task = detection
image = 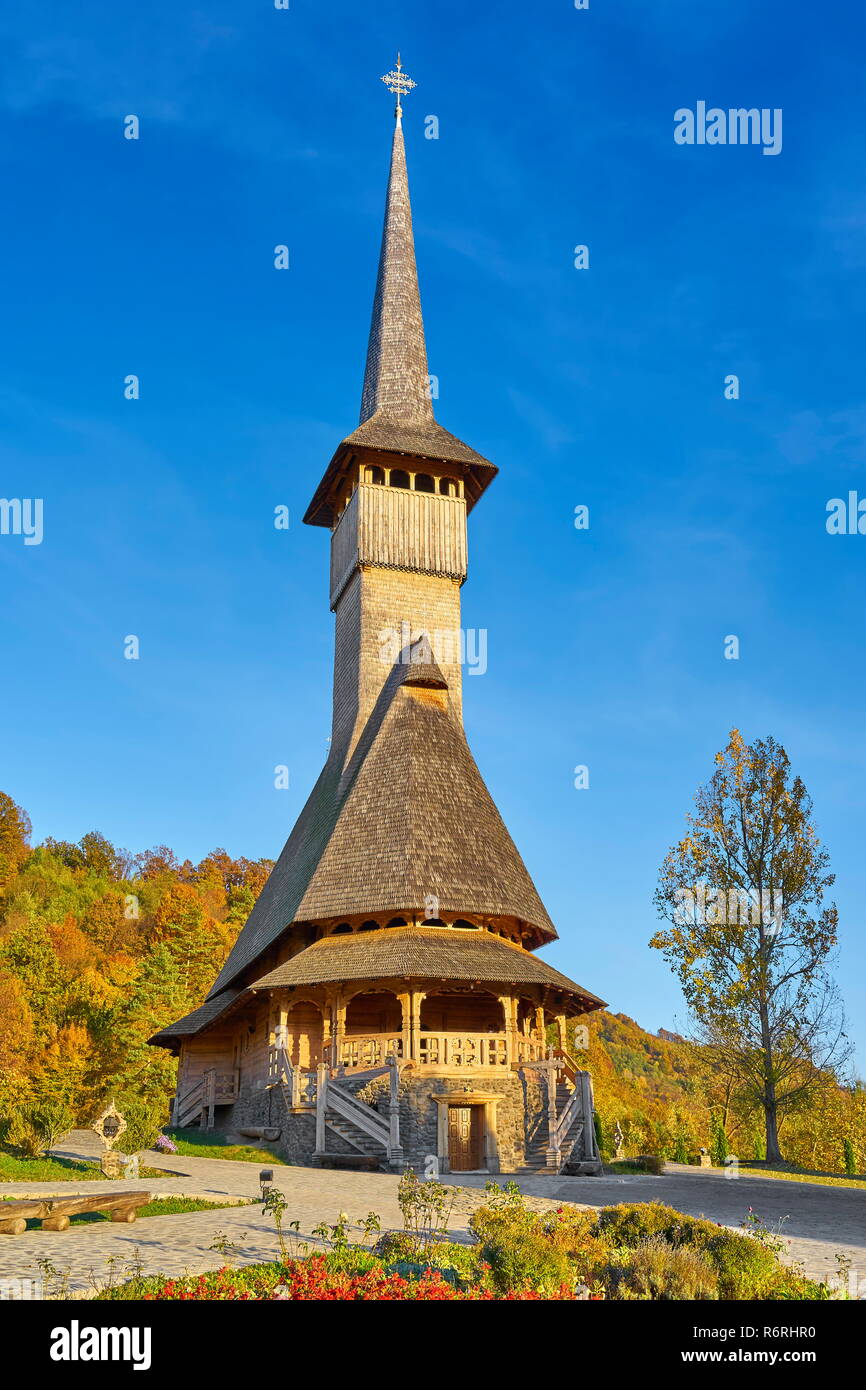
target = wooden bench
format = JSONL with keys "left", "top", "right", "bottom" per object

{"left": 314, "top": 1153, "right": 381, "bottom": 1172}
{"left": 0, "top": 1191, "right": 152, "bottom": 1235}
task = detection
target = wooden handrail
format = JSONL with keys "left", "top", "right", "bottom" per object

{"left": 326, "top": 1080, "right": 390, "bottom": 1145}
{"left": 552, "top": 1047, "right": 580, "bottom": 1085}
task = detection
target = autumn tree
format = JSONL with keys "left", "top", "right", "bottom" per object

{"left": 652, "top": 730, "right": 846, "bottom": 1162}
{"left": 0, "top": 792, "right": 31, "bottom": 890}
{"left": 152, "top": 883, "right": 232, "bottom": 1001}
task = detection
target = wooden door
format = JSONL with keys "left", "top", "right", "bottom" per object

{"left": 448, "top": 1106, "right": 483, "bottom": 1171}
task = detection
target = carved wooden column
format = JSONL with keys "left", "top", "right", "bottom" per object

{"left": 333, "top": 994, "right": 347, "bottom": 1073}
{"left": 396, "top": 990, "right": 411, "bottom": 1062}
{"left": 410, "top": 990, "right": 425, "bottom": 1063}
{"left": 534, "top": 1005, "right": 546, "bottom": 1053}
{"left": 498, "top": 994, "right": 517, "bottom": 1065}
{"left": 555, "top": 1013, "right": 568, "bottom": 1053}
{"left": 321, "top": 991, "right": 333, "bottom": 1065}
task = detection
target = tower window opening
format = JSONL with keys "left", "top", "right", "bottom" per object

{"left": 438, "top": 477, "right": 456, "bottom": 497}
{"left": 358, "top": 920, "right": 379, "bottom": 932}
{"left": 332, "top": 923, "right": 352, "bottom": 935}
{"left": 452, "top": 919, "right": 477, "bottom": 930}
{"left": 415, "top": 472, "right": 435, "bottom": 493}
{"left": 366, "top": 465, "right": 385, "bottom": 485}
{"left": 385, "top": 917, "right": 407, "bottom": 928}
{"left": 389, "top": 469, "right": 410, "bottom": 490}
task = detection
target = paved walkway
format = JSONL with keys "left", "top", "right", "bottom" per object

{"left": 1, "top": 1136, "right": 862, "bottom": 1297}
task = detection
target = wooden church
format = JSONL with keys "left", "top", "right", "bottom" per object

{"left": 151, "top": 59, "right": 606, "bottom": 1176}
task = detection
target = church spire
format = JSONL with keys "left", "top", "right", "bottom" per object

{"left": 359, "top": 56, "right": 433, "bottom": 427}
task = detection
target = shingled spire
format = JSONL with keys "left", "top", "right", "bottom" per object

{"left": 303, "top": 55, "right": 497, "bottom": 527}
{"left": 359, "top": 58, "right": 433, "bottom": 426}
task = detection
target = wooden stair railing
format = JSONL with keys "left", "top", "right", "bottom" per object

{"left": 314, "top": 1060, "right": 403, "bottom": 1168}
{"left": 173, "top": 1066, "right": 237, "bottom": 1130}
{"left": 173, "top": 1073, "right": 207, "bottom": 1128}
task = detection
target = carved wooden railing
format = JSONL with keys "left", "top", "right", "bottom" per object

{"left": 333, "top": 1034, "right": 404, "bottom": 1071}
{"left": 416, "top": 1033, "right": 509, "bottom": 1068}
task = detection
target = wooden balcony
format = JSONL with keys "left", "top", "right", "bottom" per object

{"left": 334, "top": 1033, "right": 404, "bottom": 1071}
{"left": 325, "top": 1031, "right": 546, "bottom": 1072}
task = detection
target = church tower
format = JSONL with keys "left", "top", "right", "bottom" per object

{"left": 152, "top": 59, "right": 605, "bottom": 1177}
{"left": 305, "top": 55, "right": 496, "bottom": 758}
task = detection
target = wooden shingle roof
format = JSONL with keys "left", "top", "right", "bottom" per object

{"left": 250, "top": 926, "right": 604, "bottom": 1010}
{"left": 148, "top": 988, "right": 243, "bottom": 1045}
{"left": 208, "top": 661, "right": 558, "bottom": 999}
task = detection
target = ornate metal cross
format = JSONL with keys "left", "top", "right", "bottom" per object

{"left": 381, "top": 53, "right": 416, "bottom": 117}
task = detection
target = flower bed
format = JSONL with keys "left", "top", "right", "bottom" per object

{"left": 99, "top": 1178, "right": 845, "bottom": 1302}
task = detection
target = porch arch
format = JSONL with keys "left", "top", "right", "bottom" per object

{"left": 419, "top": 989, "right": 504, "bottom": 1033}
{"left": 282, "top": 996, "right": 325, "bottom": 1069}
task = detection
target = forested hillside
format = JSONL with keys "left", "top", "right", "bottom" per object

{"left": 1, "top": 791, "right": 862, "bottom": 1170}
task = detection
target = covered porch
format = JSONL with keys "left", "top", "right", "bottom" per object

{"left": 264, "top": 982, "right": 569, "bottom": 1075}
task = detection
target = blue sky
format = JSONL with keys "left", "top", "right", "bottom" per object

{"left": 2, "top": 2, "right": 865, "bottom": 1070}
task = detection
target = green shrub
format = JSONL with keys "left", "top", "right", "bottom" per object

{"left": 843, "top": 1138, "right": 856, "bottom": 1177}
{"left": 323, "top": 1248, "right": 381, "bottom": 1276}
{"left": 426, "top": 1240, "right": 482, "bottom": 1280}
{"left": 605, "top": 1237, "right": 719, "bottom": 1301}
{"left": 634, "top": 1154, "right": 665, "bottom": 1175}
{"left": 481, "top": 1225, "right": 573, "bottom": 1295}
{"left": 593, "top": 1201, "right": 718, "bottom": 1249}
{"left": 374, "top": 1230, "right": 423, "bottom": 1263}
{"left": 703, "top": 1230, "right": 782, "bottom": 1299}
{"left": 711, "top": 1119, "right": 729, "bottom": 1167}
{"left": 593, "top": 1112, "right": 604, "bottom": 1158}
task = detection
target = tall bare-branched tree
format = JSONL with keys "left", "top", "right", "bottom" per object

{"left": 652, "top": 730, "right": 847, "bottom": 1161}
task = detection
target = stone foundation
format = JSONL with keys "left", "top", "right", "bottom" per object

{"left": 216, "top": 1069, "right": 550, "bottom": 1174}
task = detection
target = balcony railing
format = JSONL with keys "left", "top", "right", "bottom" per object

{"left": 316, "top": 1031, "right": 548, "bottom": 1072}
{"left": 416, "top": 1032, "right": 509, "bottom": 1068}
{"left": 334, "top": 1034, "right": 404, "bottom": 1071}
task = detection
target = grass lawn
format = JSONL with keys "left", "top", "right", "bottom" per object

{"left": 0, "top": 1146, "right": 176, "bottom": 1184}
{"left": 164, "top": 1129, "right": 288, "bottom": 1165}
{"left": 738, "top": 1167, "right": 866, "bottom": 1190}
{"left": 0, "top": 1148, "right": 107, "bottom": 1183}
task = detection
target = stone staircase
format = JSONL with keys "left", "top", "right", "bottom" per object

{"left": 520, "top": 1072, "right": 601, "bottom": 1175}
{"left": 520, "top": 1082, "right": 573, "bottom": 1173}
{"left": 323, "top": 1114, "right": 389, "bottom": 1166}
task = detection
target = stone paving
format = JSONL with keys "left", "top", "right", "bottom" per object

{"left": 1, "top": 1135, "right": 863, "bottom": 1297}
